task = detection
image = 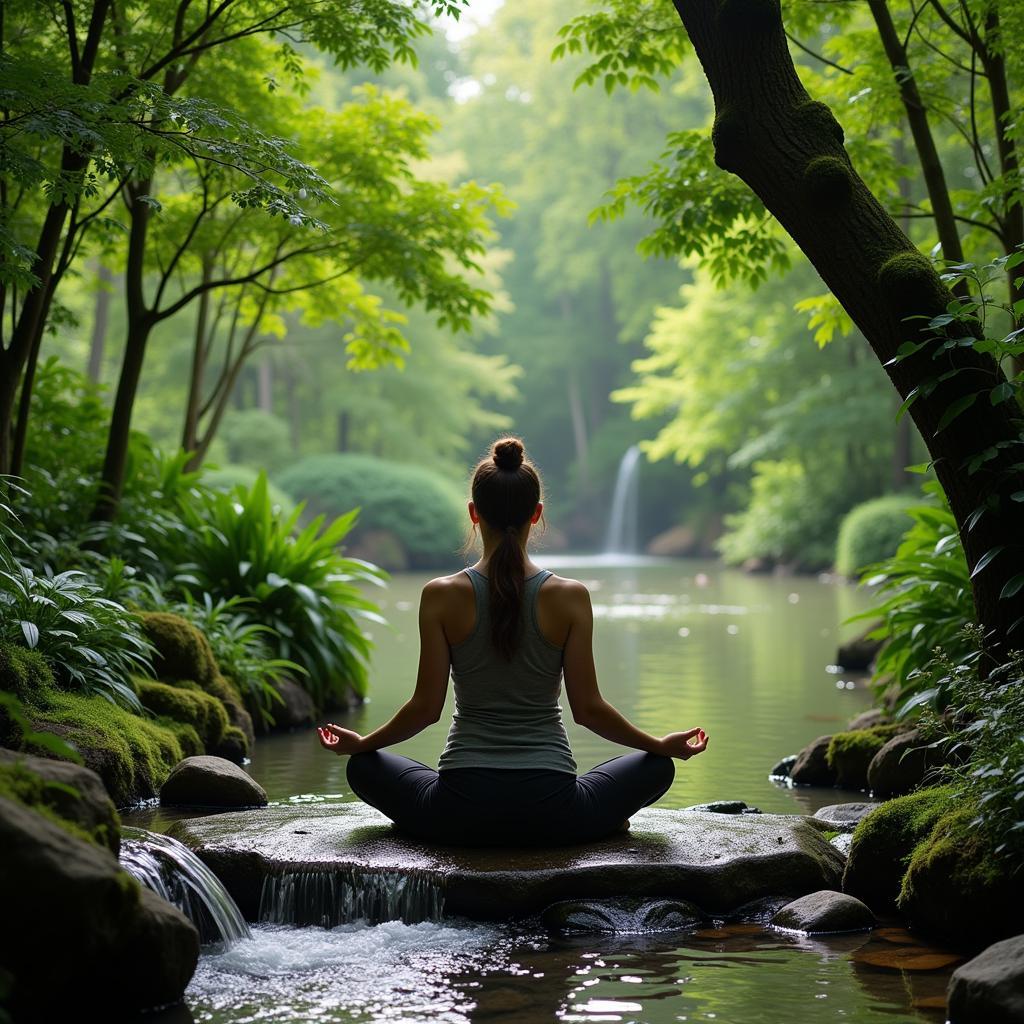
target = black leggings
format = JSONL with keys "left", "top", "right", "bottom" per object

{"left": 345, "top": 750, "right": 675, "bottom": 847}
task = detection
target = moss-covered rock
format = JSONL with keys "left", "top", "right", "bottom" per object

{"left": 0, "top": 749, "right": 120, "bottom": 854}
{"left": 842, "top": 785, "right": 955, "bottom": 911}
{"left": 826, "top": 724, "right": 905, "bottom": 791}
{"left": 139, "top": 612, "right": 253, "bottom": 754}
{"left": 0, "top": 794, "right": 198, "bottom": 1017}
{"left": 899, "top": 802, "right": 1024, "bottom": 949}
{"left": 137, "top": 679, "right": 228, "bottom": 750}
{"left": 0, "top": 643, "right": 52, "bottom": 703}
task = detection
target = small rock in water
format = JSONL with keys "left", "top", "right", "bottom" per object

{"left": 789, "top": 735, "right": 838, "bottom": 787}
{"left": 814, "top": 803, "right": 877, "bottom": 831}
{"left": 682, "top": 800, "right": 761, "bottom": 814}
{"left": 160, "top": 755, "right": 267, "bottom": 809}
{"left": 771, "top": 890, "right": 875, "bottom": 934}
{"left": 947, "top": 934, "right": 1024, "bottom": 1024}
{"left": 769, "top": 754, "right": 798, "bottom": 780}
{"left": 541, "top": 897, "right": 703, "bottom": 935}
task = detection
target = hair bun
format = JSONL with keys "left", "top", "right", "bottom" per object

{"left": 492, "top": 437, "right": 525, "bottom": 471}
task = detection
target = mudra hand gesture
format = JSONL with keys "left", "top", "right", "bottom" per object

{"left": 317, "top": 723, "right": 364, "bottom": 755}
{"left": 659, "top": 728, "right": 708, "bottom": 760}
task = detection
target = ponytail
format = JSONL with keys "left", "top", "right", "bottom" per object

{"left": 469, "top": 437, "right": 542, "bottom": 660}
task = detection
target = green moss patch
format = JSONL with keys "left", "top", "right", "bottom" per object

{"left": 898, "top": 801, "right": 1024, "bottom": 948}
{"left": 0, "top": 762, "right": 102, "bottom": 847}
{"left": 826, "top": 723, "right": 904, "bottom": 789}
{"left": 842, "top": 785, "right": 955, "bottom": 910}
{"left": 140, "top": 612, "right": 220, "bottom": 690}
{"left": 137, "top": 680, "right": 228, "bottom": 749}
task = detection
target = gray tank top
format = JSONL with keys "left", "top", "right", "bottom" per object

{"left": 437, "top": 567, "right": 577, "bottom": 774}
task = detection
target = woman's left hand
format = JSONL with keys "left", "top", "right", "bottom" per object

{"left": 317, "top": 723, "right": 365, "bottom": 755}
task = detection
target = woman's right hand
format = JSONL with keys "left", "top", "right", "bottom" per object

{"left": 659, "top": 728, "right": 708, "bottom": 759}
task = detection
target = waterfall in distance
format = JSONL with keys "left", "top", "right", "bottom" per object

{"left": 603, "top": 445, "right": 641, "bottom": 556}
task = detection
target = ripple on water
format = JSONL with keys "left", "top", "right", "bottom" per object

{"left": 187, "top": 920, "right": 508, "bottom": 1023}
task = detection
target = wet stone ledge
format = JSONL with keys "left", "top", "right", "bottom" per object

{"left": 167, "top": 804, "right": 845, "bottom": 922}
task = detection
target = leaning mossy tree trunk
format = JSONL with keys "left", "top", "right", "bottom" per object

{"left": 668, "top": 0, "right": 1024, "bottom": 651}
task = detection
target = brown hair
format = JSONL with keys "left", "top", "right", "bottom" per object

{"left": 470, "top": 436, "right": 542, "bottom": 660}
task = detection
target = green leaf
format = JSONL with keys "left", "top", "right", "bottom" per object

{"left": 936, "top": 392, "right": 978, "bottom": 432}
{"left": 989, "top": 381, "right": 1016, "bottom": 406}
{"left": 971, "top": 545, "right": 1006, "bottom": 579}
{"left": 1000, "top": 573, "right": 1024, "bottom": 600}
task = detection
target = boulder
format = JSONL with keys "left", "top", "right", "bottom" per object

{"left": 542, "top": 896, "right": 704, "bottom": 934}
{"left": 947, "top": 934, "right": 1024, "bottom": 1024}
{"left": 827, "top": 724, "right": 905, "bottom": 791}
{"left": 646, "top": 525, "right": 698, "bottom": 557}
{"left": 769, "top": 754, "right": 798, "bottom": 780}
{"left": 168, "top": 803, "right": 846, "bottom": 922}
{"left": 867, "top": 729, "right": 945, "bottom": 798}
{"left": 771, "top": 890, "right": 875, "bottom": 933}
{"left": 0, "top": 795, "right": 198, "bottom": 1017}
{"left": 160, "top": 755, "right": 267, "bottom": 808}
{"left": 814, "top": 802, "right": 878, "bottom": 832}
{"left": 0, "top": 747, "right": 120, "bottom": 854}
{"left": 268, "top": 677, "right": 316, "bottom": 731}
{"left": 900, "top": 802, "right": 1024, "bottom": 949}
{"left": 837, "top": 627, "right": 884, "bottom": 672}
{"left": 847, "top": 708, "right": 890, "bottom": 731}
{"left": 789, "top": 735, "right": 837, "bottom": 787}
{"left": 830, "top": 833, "right": 854, "bottom": 858}
{"left": 842, "top": 786, "right": 956, "bottom": 912}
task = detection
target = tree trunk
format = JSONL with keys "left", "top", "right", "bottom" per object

{"left": 86, "top": 263, "right": 114, "bottom": 382}
{"left": 92, "top": 179, "right": 153, "bottom": 521}
{"left": 182, "top": 259, "right": 213, "bottom": 462}
{"left": 867, "top": 1, "right": 965, "bottom": 270}
{"left": 669, "top": 0, "right": 1024, "bottom": 648}
{"left": 258, "top": 360, "right": 273, "bottom": 412}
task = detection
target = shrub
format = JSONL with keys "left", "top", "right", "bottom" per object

{"left": 0, "top": 564, "right": 152, "bottom": 711}
{"left": 277, "top": 453, "right": 465, "bottom": 568}
{"left": 717, "top": 459, "right": 848, "bottom": 570}
{"left": 164, "top": 474, "right": 385, "bottom": 706}
{"left": 847, "top": 480, "right": 974, "bottom": 704}
{"left": 835, "top": 494, "right": 915, "bottom": 577}
{"left": 218, "top": 410, "right": 292, "bottom": 475}
{"left": 203, "top": 464, "right": 294, "bottom": 516}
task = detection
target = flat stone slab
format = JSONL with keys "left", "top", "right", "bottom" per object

{"left": 813, "top": 802, "right": 878, "bottom": 831}
{"left": 167, "top": 803, "right": 845, "bottom": 922}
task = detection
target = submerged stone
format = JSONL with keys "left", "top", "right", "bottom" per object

{"left": 771, "top": 889, "right": 875, "bottom": 934}
{"left": 168, "top": 803, "right": 845, "bottom": 922}
{"left": 541, "top": 896, "right": 703, "bottom": 934}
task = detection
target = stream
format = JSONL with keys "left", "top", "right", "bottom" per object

{"left": 129, "top": 557, "right": 958, "bottom": 1023}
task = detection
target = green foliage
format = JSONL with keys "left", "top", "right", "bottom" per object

{"left": 913, "top": 639, "right": 1024, "bottom": 867}
{"left": 203, "top": 464, "right": 295, "bottom": 517}
{"left": 139, "top": 591, "right": 295, "bottom": 724}
{"left": 716, "top": 460, "right": 850, "bottom": 570}
{"left": 835, "top": 495, "right": 915, "bottom": 577}
{"left": 218, "top": 411, "right": 293, "bottom": 476}
{"left": 163, "top": 474, "right": 384, "bottom": 705}
{"left": 0, "top": 561, "right": 152, "bottom": 712}
{"left": 0, "top": 643, "right": 185, "bottom": 805}
{"left": 849, "top": 481, "right": 974, "bottom": 703}
{"left": 278, "top": 453, "right": 466, "bottom": 568}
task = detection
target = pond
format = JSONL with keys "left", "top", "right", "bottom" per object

{"left": 134, "top": 557, "right": 959, "bottom": 1024}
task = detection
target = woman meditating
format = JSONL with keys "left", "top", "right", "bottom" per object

{"left": 317, "top": 437, "right": 708, "bottom": 846}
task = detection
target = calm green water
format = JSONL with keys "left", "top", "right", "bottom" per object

{"left": 246, "top": 556, "right": 876, "bottom": 815}
{"left": 136, "top": 558, "right": 961, "bottom": 1024}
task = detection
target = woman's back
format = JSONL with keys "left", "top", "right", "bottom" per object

{"left": 437, "top": 566, "right": 577, "bottom": 774}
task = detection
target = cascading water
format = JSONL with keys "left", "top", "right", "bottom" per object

{"left": 120, "top": 827, "right": 251, "bottom": 945}
{"left": 260, "top": 867, "right": 444, "bottom": 927}
{"left": 603, "top": 444, "right": 641, "bottom": 555}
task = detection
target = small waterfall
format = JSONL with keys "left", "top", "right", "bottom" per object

{"left": 120, "top": 827, "right": 251, "bottom": 945}
{"left": 604, "top": 445, "right": 642, "bottom": 554}
{"left": 260, "top": 868, "right": 445, "bottom": 928}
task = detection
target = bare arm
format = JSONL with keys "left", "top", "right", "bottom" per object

{"left": 318, "top": 579, "right": 451, "bottom": 755}
{"left": 561, "top": 582, "right": 708, "bottom": 759}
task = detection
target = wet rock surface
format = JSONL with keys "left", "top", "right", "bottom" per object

{"left": 769, "top": 754, "right": 797, "bottom": 779}
{"left": 867, "top": 729, "right": 942, "bottom": 798}
{"left": 0, "top": 747, "right": 121, "bottom": 854}
{"left": 168, "top": 803, "right": 846, "bottom": 921}
{"left": 160, "top": 755, "right": 267, "bottom": 808}
{"left": 814, "top": 802, "right": 878, "bottom": 831}
{"left": 771, "top": 889, "right": 875, "bottom": 934}
{"left": 541, "top": 896, "right": 704, "bottom": 934}
{"left": 789, "top": 735, "right": 837, "bottom": 787}
{"left": 0, "top": 795, "right": 198, "bottom": 1017}
{"left": 947, "top": 934, "right": 1024, "bottom": 1024}
{"left": 682, "top": 800, "right": 761, "bottom": 814}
